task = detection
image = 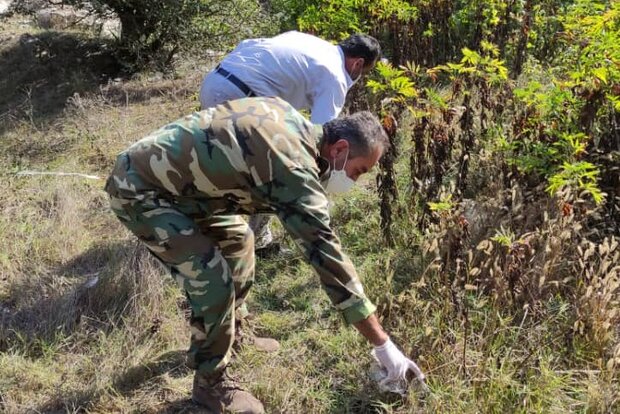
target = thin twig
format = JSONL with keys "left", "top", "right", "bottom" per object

{"left": 554, "top": 369, "right": 602, "bottom": 375}
{"left": 503, "top": 306, "right": 529, "bottom": 366}
{"left": 425, "top": 358, "right": 460, "bottom": 374}
{"left": 15, "top": 170, "right": 102, "bottom": 180}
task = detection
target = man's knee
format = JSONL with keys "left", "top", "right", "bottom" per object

{"left": 202, "top": 215, "right": 254, "bottom": 258}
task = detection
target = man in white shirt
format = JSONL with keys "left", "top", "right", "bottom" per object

{"left": 199, "top": 32, "right": 381, "bottom": 252}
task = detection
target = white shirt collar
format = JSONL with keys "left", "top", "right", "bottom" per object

{"left": 338, "top": 46, "right": 354, "bottom": 89}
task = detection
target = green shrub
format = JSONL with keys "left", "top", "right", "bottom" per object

{"left": 62, "top": 0, "right": 278, "bottom": 70}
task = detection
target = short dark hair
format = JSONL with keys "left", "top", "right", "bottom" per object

{"left": 323, "top": 112, "right": 389, "bottom": 158}
{"left": 338, "top": 34, "right": 381, "bottom": 68}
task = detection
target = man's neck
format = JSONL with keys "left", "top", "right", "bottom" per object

{"left": 343, "top": 56, "right": 356, "bottom": 78}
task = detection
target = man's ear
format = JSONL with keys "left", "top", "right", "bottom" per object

{"left": 352, "top": 58, "right": 365, "bottom": 74}
{"left": 329, "top": 139, "right": 350, "bottom": 158}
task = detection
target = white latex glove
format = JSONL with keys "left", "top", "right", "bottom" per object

{"left": 372, "top": 338, "right": 427, "bottom": 391}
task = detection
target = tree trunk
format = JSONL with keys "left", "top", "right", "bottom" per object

{"left": 512, "top": 0, "right": 534, "bottom": 77}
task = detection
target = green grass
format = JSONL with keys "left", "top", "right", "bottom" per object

{"left": 0, "top": 13, "right": 618, "bottom": 414}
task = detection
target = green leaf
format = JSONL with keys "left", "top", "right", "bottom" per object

{"left": 546, "top": 161, "right": 605, "bottom": 204}
{"left": 592, "top": 67, "right": 608, "bottom": 84}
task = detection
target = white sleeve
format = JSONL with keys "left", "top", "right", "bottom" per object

{"left": 310, "top": 78, "right": 347, "bottom": 125}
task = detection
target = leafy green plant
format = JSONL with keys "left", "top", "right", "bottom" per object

{"left": 366, "top": 61, "right": 417, "bottom": 103}
{"left": 546, "top": 161, "right": 605, "bottom": 204}
{"left": 504, "top": 0, "right": 617, "bottom": 205}
{"left": 560, "top": 0, "right": 620, "bottom": 99}
{"left": 427, "top": 194, "right": 454, "bottom": 214}
{"left": 429, "top": 41, "right": 509, "bottom": 85}
{"left": 490, "top": 226, "right": 516, "bottom": 247}
{"left": 60, "top": 0, "right": 276, "bottom": 70}
{"left": 296, "top": 0, "right": 418, "bottom": 39}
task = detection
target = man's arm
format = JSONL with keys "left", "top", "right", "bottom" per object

{"left": 257, "top": 166, "right": 427, "bottom": 387}
{"left": 257, "top": 166, "right": 376, "bottom": 324}
{"left": 354, "top": 313, "right": 389, "bottom": 346}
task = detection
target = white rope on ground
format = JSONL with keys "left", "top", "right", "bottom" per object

{"left": 15, "top": 170, "right": 102, "bottom": 180}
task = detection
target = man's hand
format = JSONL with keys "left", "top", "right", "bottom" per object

{"left": 354, "top": 315, "right": 427, "bottom": 392}
{"left": 372, "top": 338, "right": 426, "bottom": 385}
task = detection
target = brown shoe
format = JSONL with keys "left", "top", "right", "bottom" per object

{"left": 192, "top": 370, "right": 265, "bottom": 413}
{"left": 234, "top": 320, "right": 280, "bottom": 353}
{"left": 238, "top": 333, "right": 280, "bottom": 353}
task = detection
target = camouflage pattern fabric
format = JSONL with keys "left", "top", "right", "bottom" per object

{"left": 199, "top": 70, "right": 275, "bottom": 249}
{"left": 104, "top": 97, "right": 376, "bottom": 374}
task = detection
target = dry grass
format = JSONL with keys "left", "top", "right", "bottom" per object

{"left": 0, "top": 13, "right": 202, "bottom": 413}
{"left": 1, "top": 12, "right": 619, "bottom": 414}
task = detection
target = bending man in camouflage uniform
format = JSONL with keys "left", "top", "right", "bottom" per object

{"left": 104, "top": 97, "right": 424, "bottom": 413}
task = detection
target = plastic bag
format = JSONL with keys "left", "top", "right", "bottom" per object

{"left": 369, "top": 362, "right": 409, "bottom": 395}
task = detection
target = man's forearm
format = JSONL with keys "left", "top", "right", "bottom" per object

{"left": 353, "top": 313, "right": 389, "bottom": 346}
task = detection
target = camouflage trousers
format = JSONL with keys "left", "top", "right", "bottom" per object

{"left": 108, "top": 194, "right": 255, "bottom": 375}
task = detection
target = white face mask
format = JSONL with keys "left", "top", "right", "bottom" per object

{"left": 322, "top": 150, "right": 355, "bottom": 194}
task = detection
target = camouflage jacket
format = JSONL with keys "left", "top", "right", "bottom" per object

{"left": 105, "top": 96, "right": 376, "bottom": 324}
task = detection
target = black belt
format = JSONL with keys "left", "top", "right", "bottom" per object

{"left": 215, "top": 65, "right": 256, "bottom": 97}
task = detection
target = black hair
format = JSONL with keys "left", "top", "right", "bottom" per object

{"left": 338, "top": 34, "right": 381, "bottom": 68}
{"left": 323, "top": 112, "right": 389, "bottom": 158}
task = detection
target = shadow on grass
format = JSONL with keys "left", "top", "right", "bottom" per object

{"left": 35, "top": 349, "right": 199, "bottom": 413}
{"left": 155, "top": 387, "right": 395, "bottom": 414}
{"left": 114, "top": 349, "right": 190, "bottom": 392}
{"left": 331, "top": 386, "right": 403, "bottom": 414}
{"left": 0, "top": 240, "right": 162, "bottom": 352}
{"left": 152, "top": 381, "right": 395, "bottom": 414}
{"left": 55, "top": 240, "right": 122, "bottom": 278}
{"left": 0, "top": 30, "right": 121, "bottom": 136}
{"left": 155, "top": 401, "right": 210, "bottom": 414}
{"left": 0, "top": 28, "right": 203, "bottom": 169}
